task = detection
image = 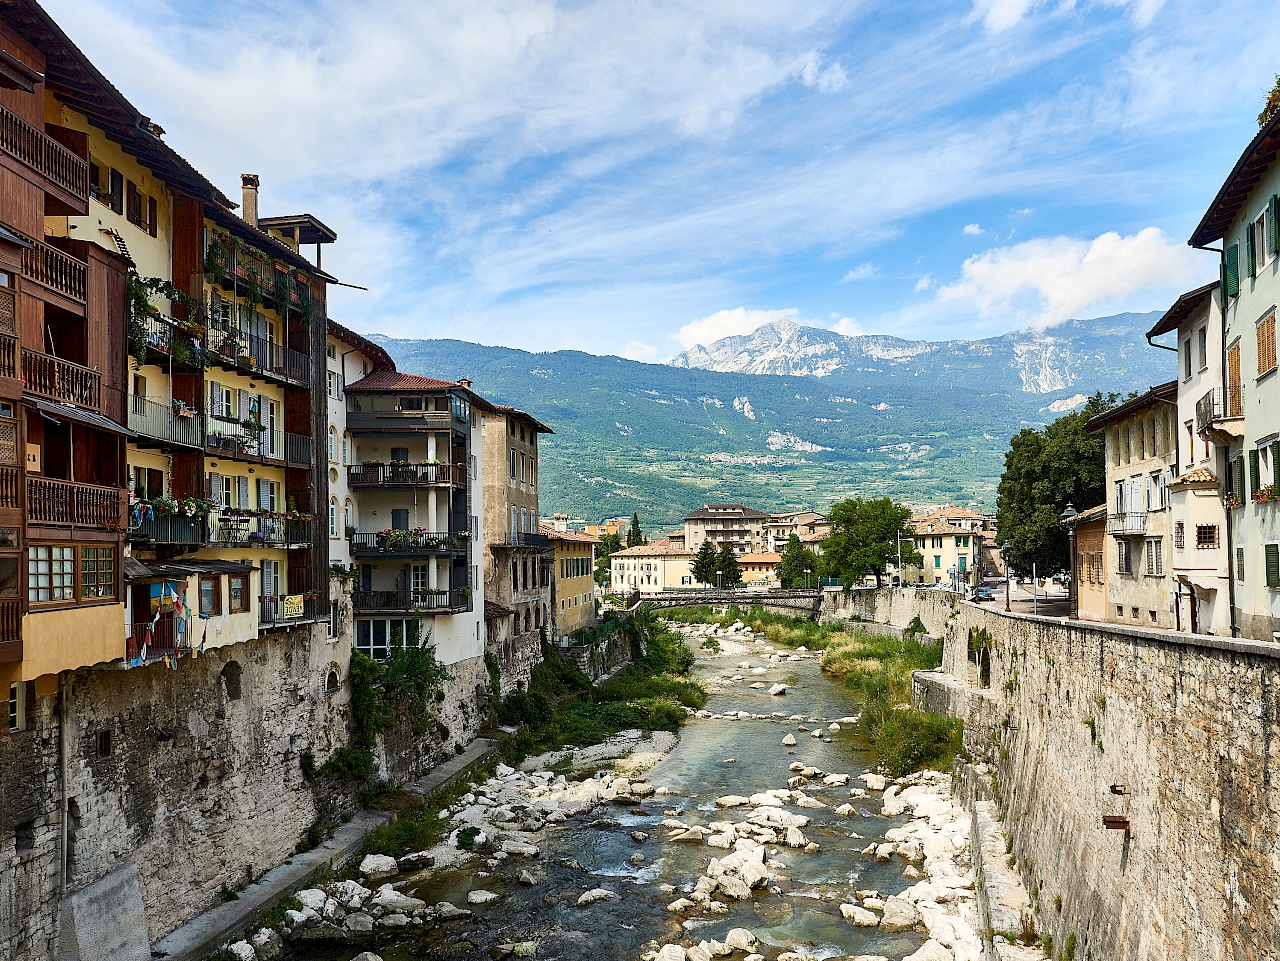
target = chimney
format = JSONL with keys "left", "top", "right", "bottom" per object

{"left": 241, "top": 174, "right": 260, "bottom": 227}
{"left": 458, "top": 378, "right": 472, "bottom": 388}
{"left": 554, "top": 513, "right": 568, "bottom": 533}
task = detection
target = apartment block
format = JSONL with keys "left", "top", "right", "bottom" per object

{"left": 683, "top": 503, "right": 769, "bottom": 555}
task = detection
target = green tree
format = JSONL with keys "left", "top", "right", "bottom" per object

{"left": 715, "top": 542, "right": 742, "bottom": 588}
{"left": 626, "top": 512, "right": 644, "bottom": 548}
{"left": 1261, "top": 73, "right": 1280, "bottom": 126}
{"left": 776, "top": 533, "right": 820, "bottom": 589}
{"left": 995, "top": 392, "right": 1116, "bottom": 576}
{"left": 692, "top": 538, "right": 719, "bottom": 587}
{"left": 594, "top": 531, "right": 624, "bottom": 585}
{"left": 819, "top": 497, "right": 920, "bottom": 588}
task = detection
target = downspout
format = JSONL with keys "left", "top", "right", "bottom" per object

{"left": 1195, "top": 241, "right": 1239, "bottom": 637}
{"left": 59, "top": 671, "right": 69, "bottom": 892}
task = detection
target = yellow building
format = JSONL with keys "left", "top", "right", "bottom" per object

{"left": 610, "top": 544, "right": 694, "bottom": 594}
{"left": 739, "top": 552, "right": 782, "bottom": 586}
{"left": 544, "top": 525, "right": 599, "bottom": 637}
{"left": 898, "top": 506, "right": 995, "bottom": 588}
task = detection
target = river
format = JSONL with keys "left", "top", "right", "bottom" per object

{"left": 288, "top": 633, "right": 930, "bottom": 961}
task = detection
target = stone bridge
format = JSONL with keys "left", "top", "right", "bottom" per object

{"left": 638, "top": 589, "right": 822, "bottom": 617}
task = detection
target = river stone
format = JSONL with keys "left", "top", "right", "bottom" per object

{"left": 687, "top": 946, "right": 713, "bottom": 961}
{"left": 781, "top": 734, "right": 797, "bottom": 746}
{"left": 656, "top": 945, "right": 687, "bottom": 961}
{"left": 834, "top": 803, "right": 856, "bottom": 817}
{"left": 468, "top": 889, "right": 500, "bottom": 905}
{"left": 672, "top": 827, "right": 708, "bottom": 842}
{"left": 707, "top": 832, "right": 734, "bottom": 849}
{"left": 359, "top": 854, "right": 399, "bottom": 879}
{"left": 769, "top": 684, "right": 788, "bottom": 695}
{"left": 667, "top": 897, "right": 695, "bottom": 913}
{"left": 903, "top": 940, "right": 954, "bottom": 961}
{"left": 716, "top": 795, "right": 750, "bottom": 808}
{"left": 839, "top": 903, "right": 880, "bottom": 926}
{"left": 577, "top": 888, "right": 618, "bottom": 906}
{"left": 331, "top": 879, "right": 372, "bottom": 908}
{"left": 879, "top": 895, "right": 923, "bottom": 932}
{"left": 740, "top": 859, "right": 770, "bottom": 889}
{"left": 827, "top": 722, "right": 841, "bottom": 731}
{"left": 369, "top": 884, "right": 427, "bottom": 915}
{"left": 251, "top": 928, "right": 285, "bottom": 961}
{"left": 788, "top": 762, "right": 804, "bottom": 771}
{"left": 378, "top": 913, "right": 411, "bottom": 929}
{"left": 850, "top": 957, "right": 889, "bottom": 961}
{"left": 823, "top": 773, "right": 849, "bottom": 786}
{"left": 227, "top": 943, "right": 255, "bottom": 961}
{"left": 725, "top": 929, "right": 759, "bottom": 951}
{"left": 435, "top": 901, "right": 472, "bottom": 919}
{"left": 748, "top": 793, "right": 783, "bottom": 807}
{"left": 783, "top": 826, "right": 808, "bottom": 848}
{"left": 717, "top": 876, "right": 753, "bottom": 900}
{"left": 343, "top": 912, "right": 374, "bottom": 933}
{"left": 862, "top": 773, "right": 887, "bottom": 791}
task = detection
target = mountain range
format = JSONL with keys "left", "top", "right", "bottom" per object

{"left": 369, "top": 313, "right": 1171, "bottom": 529}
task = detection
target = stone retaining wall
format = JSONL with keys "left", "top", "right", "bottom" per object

{"left": 827, "top": 587, "right": 1280, "bottom": 961}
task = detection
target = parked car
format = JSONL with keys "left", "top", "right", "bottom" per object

{"left": 971, "top": 587, "right": 995, "bottom": 602}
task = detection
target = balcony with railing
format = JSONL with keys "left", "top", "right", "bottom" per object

{"left": 1106, "top": 512, "right": 1149, "bottom": 536}
{"left": 126, "top": 615, "right": 186, "bottom": 665}
{"left": 345, "top": 409, "right": 459, "bottom": 433}
{"left": 347, "top": 462, "right": 466, "bottom": 489}
{"left": 21, "top": 240, "right": 87, "bottom": 306}
{"left": 260, "top": 594, "right": 319, "bottom": 627}
{"left": 495, "top": 532, "right": 551, "bottom": 549}
{"left": 205, "top": 416, "right": 284, "bottom": 462}
{"left": 0, "top": 101, "right": 89, "bottom": 208}
{"left": 0, "top": 332, "right": 16, "bottom": 379}
{"left": 204, "top": 314, "right": 310, "bottom": 387}
{"left": 128, "top": 513, "right": 206, "bottom": 546}
{"left": 129, "top": 395, "right": 204, "bottom": 449}
{"left": 285, "top": 431, "right": 312, "bottom": 466}
{"left": 207, "top": 512, "right": 312, "bottom": 548}
{"left": 134, "top": 313, "right": 208, "bottom": 370}
{"left": 1195, "top": 387, "right": 1244, "bottom": 442}
{"left": 0, "top": 465, "right": 19, "bottom": 509}
{"left": 351, "top": 589, "right": 467, "bottom": 614}
{"left": 348, "top": 530, "right": 469, "bottom": 558}
{"left": 28, "top": 476, "right": 126, "bottom": 529}
{"left": 22, "top": 348, "right": 100, "bottom": 408}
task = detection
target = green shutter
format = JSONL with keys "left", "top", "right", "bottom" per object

{"left": 1226, "top": 244, "right": 1240, "bottom": 297}
{"left": 1250, "top": 448, "right": 1260, "bottom": 496}
{"left": 1247, "top": 227, "right": 1257, "bottom": 278}
{"left": 1238, "top": 456, "right": 1247, "bottom": 503}
{"left": 1273, "top": 441, "right": 1280, "bottom": 488}
{"left": 1266, "top": 544, "right": 1280, "bottom": 589}
{"left": 1270, "top": 196, "right": 1279, "bottom": 254}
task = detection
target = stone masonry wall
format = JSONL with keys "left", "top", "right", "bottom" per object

{"left": 376, "top": 654, "right": 489, "bottom": 784}
{"left": 826, "top": 587, "right": 1280, "bottom": 961}
{"left": 0, "top": 623, "right": 353, "bottom": 959}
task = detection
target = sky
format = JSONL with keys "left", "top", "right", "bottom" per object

{"left": 48, "top": 0, "right": 1280, "bottom": 361}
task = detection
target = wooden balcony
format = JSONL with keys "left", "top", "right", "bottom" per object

{"left": 22, "top": 348, "right": 100, "bottom": 408}
{"left": 0, "top": 465, "right": 19, "bottom": 509}
{"left": 28, "top": 476, "right": 126, "bottom": 530}
{"left": 347, "top": 462, "right": 465, "bottom": 489}
{"left": 0, "top": 332, "right": 16, "bottom": 379}
{"left": 21, "top": 239, "right": 87, "bottom": 307}
{"left": 0, "top": 101, "right": 88, "bottom": 213}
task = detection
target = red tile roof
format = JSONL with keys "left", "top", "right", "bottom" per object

{"left": 343, "top": 371, "right": 460, "bottom": 392}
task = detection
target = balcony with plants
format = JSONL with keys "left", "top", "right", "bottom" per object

{"left": 128, "top": 496, "right": 211, "bottom": 546}
{"left": 207, "top": 506, "right": 313, "bottom": 548}
{"left": 127, "top": 273, "right": 208, "bottom": 372}
{"left": 347, "top": 460, "right": 466, "bottom": 489}
{"left": 348, "top": 527, "right": 470, "bottom": 558}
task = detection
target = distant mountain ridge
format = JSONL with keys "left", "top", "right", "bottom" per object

{"left": 669, "top": 316, "right": 1158, "bottom": 394}
{"left": 368, "top": 311, "right": 1168, "bottom": 527}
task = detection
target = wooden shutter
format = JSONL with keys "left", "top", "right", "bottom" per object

{"left": 208, "top": 472, "right": 223, "bottom": 506}
{"left": 1266, "top": 544, "right": 1280, "bottom": 589}
{"left": 1226, "top": 244, "right": 1240, "bottom": 297}
{"left": 238, "top": 476, "right": 249, "bottom": 509}
{"left": 1238, "top": 456, "right": 1247, "bottom": 503}
{"left": 1247, "top": 226, "right": 1256, "bottom": 278}
{"left": 1227, "top": 342, "right": 1242, "bottom": 416}
{"left": 263, "top": 560, "right": 275, "bottom": 598}
{"left": 147, "top": 196, "right": 157, "bottom": 237}
{"left": 238, "top": 389, "right": 250, "bottom": 423}
{"left": 1259, "top": 314, "right": 1277, "bottom": 375}
{"left": 126, "top": 180, "right": 139, "bottom": 225}
{"left": 1250, "top": 449, "right": 1260, "bottom": 496}
{"left": 1272, "top": 441, "right": 1280, "bottom": 485}
{"left": 257, "top": 478, "right": 270, "bottom": 510}
{"left": 392, "top": 508, "right": 409, "bottom": 531}
{"left": 109, "top": 168, "right": 123, "bottom": 214}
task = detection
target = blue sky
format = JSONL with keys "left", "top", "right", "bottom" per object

{"left": 51, "top": 0, "right": 1280, "bottom": 360}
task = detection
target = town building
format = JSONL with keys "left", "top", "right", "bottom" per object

{"left": 1189, "top": 114, "right": 1280, "bottom": 641}
{"left": 683, "top": 503, "right": 769, "bottom": 555}
{"left": 481, "top": 404, "right": 553, "bottom": 691}
{"left": 1086, "top": 382, "right": 1178, "bottom": 629}
{"left": 1063, "top": 504, "right": 1108, "bottom": 621}
{"left": 1145, "top": 285, "right": 1232, "bottom": 634}
{"left": 897, "top": 506, "right": 995, "bottom": 588}
{"left": 739, "top": 552, "right": 782, "bottom": 586}
{"left": 764, "top": 510, "right": 827, "bottom": 553}
{"left": 610, "top": 543, "right": 694, "bottom": 594}
{"left": 542, "top": 516, "right": 598, "bottom": 638}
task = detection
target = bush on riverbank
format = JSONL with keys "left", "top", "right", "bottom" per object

{"left": 498, "top": 617, "right": 704, "bottom": 761}
{"left": 661, "top": 603, "right": 844, "bottom": 648}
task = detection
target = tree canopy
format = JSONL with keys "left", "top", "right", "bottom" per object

{"left": 1261, "top": 73, "right": 1280, "bottom": 126}
{"left": 819, "top": 497, "right": 919, "bottom": 588}
{"left": 776, "top": 533, "right": 820, "bottom": 589}
{"left": 692, "top": 538, "right": 719, "bottom": 586}
{"left": 716, "top": 542, "right": 742, "bottom": 588}
{"left": 626, "top": 512, "right": 644, "bottom": 548}
{"left": 594, "top": 530, "right": 624, "bottom": 585}
{"left": 995, "top": 392, "right": 1115, "bottom": 575}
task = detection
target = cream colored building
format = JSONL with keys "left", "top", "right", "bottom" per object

{"left": 684, "top": 503, "right": 769, "bottom": 555}
{"left": 765, "top": 511, "right": 827, "bottom": 553}
{"left": 896, "top": 506, "right": 995, "bottom": 587}
{"left": 611, "top": 544, "right": 694, "bottom": 594}
{"left": 739, "top": 552, "right": 782, "bottom": 586}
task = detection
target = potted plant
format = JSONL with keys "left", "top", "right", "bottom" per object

{"left": 1225, "top": 494, "right": 1244, "bottom": 510}
{"left": 1254, "top": 484, "right": 1276, "bottom": 504}
{"left": 345, "top": 525, "right": 357, "bottom": 539}
{"left": 150, "top": 496, "right": 178, "bottom": 516}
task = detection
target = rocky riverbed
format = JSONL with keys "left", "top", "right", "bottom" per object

{"left": 238, "top": 618, "right": 1009, "bottom": 961}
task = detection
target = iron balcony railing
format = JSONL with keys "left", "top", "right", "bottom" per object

{"left": 207, "top": 512, "right": 312, "bottom": 547}
{"left": 351, "top": 589, "right": 466, "bottom": 614}
{"left": 22, "top": 348, "right": 100, "bottom": 408}
{"left": 345, "top": 410, "right": 459, "bottom": 433}
{"left": 347, "top": 462, "right": 465, "bottom": 488}
{"left": 205, "top": 417, "right": 284, "bottom": 460}
{"left": 0, "top": 102, "right": 88, "bottom": 202}
{"left": 348, "top": 530, "right": 469, "bottom": 556}
{"left": 260, "top": 594, "right": 318, "bottom": 626}
{"left": 1106, "top": 512, "right": 1148, "bottom": 536}
{"left": 496, "top": 532, "right": 551, "bottom": 549}
{"left": 128, "top": 513, "right": 206, "bottom": 545}
{"left": 28, "top": 476, "right": 126, "bottom": 529}
{"left": 129, "top": 395, "right": 204, "bottom": 448}
{"left": 21, "top": 240, "right": 86, "bottom": 304}
{"left": 127, "top": 616, "right": 186, "bottom": 664}
{"left": 204, "top": 317, "right": 310, "bottom": 387}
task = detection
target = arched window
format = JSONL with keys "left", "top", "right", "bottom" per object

{"left": 342, "top": 436, "right": 350, "bottom": 465}
{"left": 329, "top": 497, "right": 338, "bottom": 538}
{"left": 327, "top": 427, "right": 337, "bottom": 463}
{"left": 325, "top": 669, "right": 340, "bottom": 693}
{"left": 344, "top": 498, "right": 354, "bottom": 532}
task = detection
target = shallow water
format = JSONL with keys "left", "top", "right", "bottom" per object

{"left": 289, "top": 642, "right": 926, "bottom": 961}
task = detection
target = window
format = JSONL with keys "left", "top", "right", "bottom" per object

{"left": 1196, "top": 525, "right": 1219, "bottom": 549}
{"left": 329, "top": 497, "right": 338, "bottom": 538}
{"left": 199, "top": 575, "right": 221, "bottom": 615}
{"left": 1183, "top": 337, "right": 1192, "bottom": 379}
{"left": 1197, "top": 326, "right": 1208, "bottom": 371}
{"left": 510, "top": 449, "right": 518, "bottom": 480}
{"left": 1237, "top": 546, "right": 1245, "bottom": 581}
{"left": 1144, "top": 537, "right": 1163, "bottom": 576}
{"left": 229, "top": 575, "right": 248, "bottom": 613}
{"left": 1258, "top": 312, "right": 1277, "bottom": 377}
{"left": 28, "top": 546, "right": 74, "bottom": 603}
{"left": 79, "top": 547, "right": 115, "bottom": 600}
{"left": 1174, "top": 522, "right": 1185, "bottom": 550}
{"left": 327, "top": 371, "right": 340, "bottom": 398}
{"left": 344, "top": 498, "right": 354, "bottom": 532}
{"left": 390, "top": 448, "right": 408, "bottom": 462}
{"left": 398, "top": 396, "right": 423, "bottom": 411}
{"left": 327, "top": 342, "right": 337, "bottom": 359}
{"left": 933, "top": 555, "right": 941, "bottom": 569}
{"left": 355, "top": 618, "right": 422, "bottom": 661}
{"left": 342, "top": 437, "right": 350, "bottom": 465}
{"left": 1266, "top": 544, "right": 1280, "bottom": 590}
{"left": 327, "top": 427, "right": 337, "bottom": 463}
{"left": 1117, "top": 539, "right": 1132, "bottom": 575}
{"left": 8, "top": 681, "right": 24, "bottom": 732}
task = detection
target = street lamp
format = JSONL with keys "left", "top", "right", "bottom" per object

{"left": 1060, "top": 503, "right": 1078, "bottom": 619}
{"left": 1002, "top": 540, "right": 1012, "bottom": 613}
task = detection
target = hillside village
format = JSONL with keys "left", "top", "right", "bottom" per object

{"left": 2, "top": 3, "right": 1280, "bottom": 961}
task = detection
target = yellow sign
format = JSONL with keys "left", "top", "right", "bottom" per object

{"left": 282, "top": 594, "right": 305, "bottom": 619}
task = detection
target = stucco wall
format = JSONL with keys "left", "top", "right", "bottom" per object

{"left": 828, "top": 587, "right": 1280, "bottom": 961}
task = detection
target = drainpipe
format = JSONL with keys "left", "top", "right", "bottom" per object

{"left": 59, "top": 671, "right": 69, "bottom": 892}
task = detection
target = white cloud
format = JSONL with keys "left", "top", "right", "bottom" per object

{"left": 914, "top": 274, "right": 934, "bottom": 292}
{"left": 934, "top": 227, "right": 1210, "bottom": 328}
{"left": 798, "top": 52, "right": 849, "bottom": 94}
{"left": 622, "top": 340, "right": 659, "bottom": 360}
{"left": 840, "top": 263, "right": 878, "bottom": 282}
{"left": 968, "top": 0, "right": 1042, "bottom": 32}
{"left": 673, "top": 307, "right": 800, "bottom": 349}
{"left": 963, "top": 223, "right": 984, "bottom": 235}
{"left": 830, "top": 317, "right": 865, "bottom": 336}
